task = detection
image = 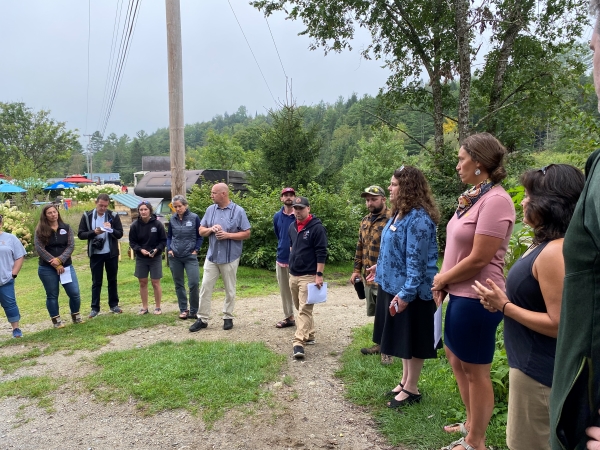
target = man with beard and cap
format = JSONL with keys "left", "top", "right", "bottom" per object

{"left": 551, "top": 2, "right": 600, "bottom": 448}
{"left": 273, "top": 187, "right": 297, "bottom": 329}
{"left": 350, "top": 185, "right": 394, "bottom": 364}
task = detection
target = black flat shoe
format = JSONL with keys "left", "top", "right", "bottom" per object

{"left": 386, "top": 389, "right": 422, "bottom": 408}
{"left": 384, "top": 383, "right": 404, "bottom": 397}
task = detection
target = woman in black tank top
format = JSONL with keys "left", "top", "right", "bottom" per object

{"left": 473, "top": 164, "right": 584, "bottom": 450}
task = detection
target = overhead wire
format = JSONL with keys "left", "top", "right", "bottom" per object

{"left": 227, "top": 0, "right": 277, "bottom": 104}
{"left": 84, "top": 0, "right": 91, "bottom": 136}
{"left": 264, "top": 16, "right": 287, "bottom": 81}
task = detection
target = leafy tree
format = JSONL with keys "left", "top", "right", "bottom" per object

{"left": 0, "top": 102, "right": 79, "bottom": 176}
{"left": 250, "top": 103, "right": 322, "bottom": 188}
{"left": 187, "top": 130, "right": 247, "bottom": 170}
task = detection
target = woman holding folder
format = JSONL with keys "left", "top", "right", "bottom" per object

{"left": 35, "top": 204, "right": 84, "bottom": 328}
{"left": 366, "top": 166, "right": 440, "bottom": 408}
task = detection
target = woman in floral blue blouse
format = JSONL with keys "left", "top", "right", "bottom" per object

{"left": 367, "top": 165, "right": 440, "bottom": 408}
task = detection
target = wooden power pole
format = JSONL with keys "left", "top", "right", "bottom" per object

{"left": 166, "top": 0, "right": 185, "bottom": 198}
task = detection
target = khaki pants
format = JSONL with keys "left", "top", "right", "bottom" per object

{"left": 289, "top": 274, "right": 315, "bottom": 347}
{"left": 506, "top": 367, "right": 551, "bottom": 450}
{"left": 276, "top": 264, "right": 294, "bottom": 319}
{"left": 198, "top": 258, "right": 239, "bottom": 321}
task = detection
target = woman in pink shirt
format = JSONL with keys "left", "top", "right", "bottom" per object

{"left": 433, "top": 133, "right": 515, "bottom": 450}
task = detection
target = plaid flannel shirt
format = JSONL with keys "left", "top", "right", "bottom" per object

{"left": 353, "top": 206, "right": 392, "bottom": 286}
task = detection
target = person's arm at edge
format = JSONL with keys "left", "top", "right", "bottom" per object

{"left": 194, "top": 216, "right": 203, "bottom": 251}
{"left": 166, "top": 217, "right": 173, "bottom": 251}
{"left": 351, "top": 222, "right": 363, "bottom": 284}
{"left": 156, "top": 222, "right": 167, "bottom": 253}
{"left": 111, "top": 212, "right": 124, "bottom": 240}
{"left": 12, "top": 256, "right": 24, "bottom": 276}
{"left": 77, "top": 213, "right": 94, "bottom": 240}
{"left": 128, "top": 222, "right": 142, "bottom": 253}
{"left": 398, "top": 214, "right": 435, "bottom": 303}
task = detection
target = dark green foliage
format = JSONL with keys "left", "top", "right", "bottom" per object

{"left": 187, "top": 181, "right": 361, "bottom": 269}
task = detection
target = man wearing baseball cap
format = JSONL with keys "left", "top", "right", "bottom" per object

{"left": 288, "top": 196, "right": 328, "bottom": 359}
{"left": 351, "top": 185, "right": 393, "bottom": 364}
{"left": 273, "top": 187, "right": 297, "bottom": 329}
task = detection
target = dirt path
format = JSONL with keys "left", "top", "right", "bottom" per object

{"left": 0, "top": 285, "right": 399, "bottom": 450}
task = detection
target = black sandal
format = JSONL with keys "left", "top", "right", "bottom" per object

{"left": 386, "top": 389, "right": 422, "bottom": 408}
{"left": 275, "top": 318, "right": 296, "bottom": 328}
{"left": 385, "top": 383, "right": 404, "bottom": 397}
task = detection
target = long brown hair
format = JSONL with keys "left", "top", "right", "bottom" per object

{"left": 392, "top": 166, "right": 441, "bottom": 224}
{"left": 35, "top": 205, "right": 65, "bottom": 246}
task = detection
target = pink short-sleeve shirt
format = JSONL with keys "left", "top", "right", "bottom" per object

{"left": 442, "top": 186, "right": 516, "bottom": 297}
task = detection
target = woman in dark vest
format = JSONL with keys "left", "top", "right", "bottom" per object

{"left": 34, "top": 204, "right": 84, "bottom": 328}
{"left": 473, "top": 164, "right": 584, "bottom": 450}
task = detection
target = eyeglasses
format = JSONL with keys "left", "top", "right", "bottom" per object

{"left": 539, "top": 164, "right": 555, "bottom": 175}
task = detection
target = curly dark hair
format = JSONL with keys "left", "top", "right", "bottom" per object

{"left": 520, "top": 164, "right": 584, "bottom": 244}
{"left": 35, "top": 205, "right": 65, "bottom": 246}
{"left": 392, "top": 166, "right": 441, "bottom": 224}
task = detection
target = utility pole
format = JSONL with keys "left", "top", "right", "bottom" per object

{"left": 165, "top": 0, "right": 185, "bottom": 198}
{"left": 83, "top": 134, "right": 93, "bottom": 178}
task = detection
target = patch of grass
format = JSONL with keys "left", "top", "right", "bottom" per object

{"left": 86, "top": 340, "right": 285, "bottom": 426}
{"left": 282, "top": 375, "right": 293, "bottom": 386}
{"left": 0, "top": 313, "right": 178, "bottom": 373}
{"left": 0, "top": 348, "right": 42, "bottom": 374}
{"left": 0, "top": 376, "right": 61, "bottom": 411}
{"left": 9, "top": 240, "right": 354, "bottom": 327}
{"left": 336, "top": 324, "right": 508, "bottom": 450}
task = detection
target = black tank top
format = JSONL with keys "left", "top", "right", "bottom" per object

{"left": 504, "top": 241, "right": 556, "bottom": 387}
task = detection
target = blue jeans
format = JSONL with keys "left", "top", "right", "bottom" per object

{"left": 38, "top": 265, "right": 81, "bottom": 317}
{"left": 169, "top": 254, "right": 199, "bottom": 314}
{"left": 0, "top": 279, "right": 20, "bottom": 323}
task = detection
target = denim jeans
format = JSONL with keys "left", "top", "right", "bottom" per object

{"left": 38, "top": 265, "right": 81, "bottom": 317}
{"left": 0, "top": 279, "right": 20, "bottom": 323}
{"left": 169, "top": 253, "right": 199, "bottom": 314}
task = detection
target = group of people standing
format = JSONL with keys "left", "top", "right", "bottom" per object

{"left": 341, "top": 131, "right": 591, "bottom": 450}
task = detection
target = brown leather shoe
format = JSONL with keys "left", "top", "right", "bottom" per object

{"left": 360, "top": 344, "right": 381, "bottom": 355}
{"left": 381, "top": 353, "right": 394, "bottom": 365}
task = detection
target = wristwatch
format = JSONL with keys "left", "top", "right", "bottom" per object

{"left": 12, "top": 274, "right": 17, "bottom": 279}
{"left": 316, "top": 271, "right": 323, "bottom": 277}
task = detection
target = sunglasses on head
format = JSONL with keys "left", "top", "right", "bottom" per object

{"left": 539, "top": 164, "right": 555, "bottom": 175}
{"left": 138, "top": 201, "right": 150, "bottom": 206}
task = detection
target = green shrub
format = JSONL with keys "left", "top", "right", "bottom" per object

{"left": 0, "top": 201, "right": 34, "bottom": 251}
{"left": 187, "top": 181, "right": 361, "bottom": 269}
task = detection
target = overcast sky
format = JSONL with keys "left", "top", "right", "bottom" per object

{"left": 0, "top": 0, "right": 391, "bottom": 143}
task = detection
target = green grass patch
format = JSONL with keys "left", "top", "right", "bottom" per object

{"left": 9, "top": 238, "right": 354, "bottom": 326}
{"left": 0, "top": 376, "right": 62, "bottom": 412}
{"left": 86, "top": 339, "right": 285, "bottom": 425}
{"left": 0, "top": 313, "right": 179, "bottom": 374}
{"left": 336, "top": 324, "right": 508, "bottom": 450}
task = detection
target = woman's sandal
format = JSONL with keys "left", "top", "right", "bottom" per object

{"left": 386, "top": 389, "right": 422, "bottom": 408}
{"left": 444, "top": 422, "right": 468, "bottom": 436}
{"left": 153, "top": 308, "right": 162, "bottom": 315}
{"left": 138, "top": 308, "right": 149, "bottom": 315}
{"left": 179, "top": 310, "right": 189, "bottom": 320}
{"left": 384, "top": 383, "right": 404, "bottom": 397}
{"left": 275, "top": 318, "right": 296, "bottom": 328}
{"left": 440, "top": 437, "right": 475, "bottom": 450}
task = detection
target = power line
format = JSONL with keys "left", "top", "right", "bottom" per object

{"left": 264, "top": 16, "right": 287, "bottom": 81}
{"left": 84, "top": 0, "right": 91, "bottom": 136}
{"left": 227, "top": 0, "right": 277, "bottom": 104}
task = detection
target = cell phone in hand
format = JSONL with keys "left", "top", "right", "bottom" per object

{"left": 389, "top": 299, "right": 399, "bottom": 316}
{"left": 149, "top": 249, "right": 156, "bottom": 257}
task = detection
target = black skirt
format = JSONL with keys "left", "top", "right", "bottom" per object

{"left": 373, "top": 286, "right": 441, "bottom": 359}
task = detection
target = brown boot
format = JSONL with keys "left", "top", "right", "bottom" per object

{"left": 51, "top": 315, "right": 65, "bottom": 329}
{"left": 71, "top": 312, "right": 85, "bottom": 324}
{"left": 361, "top": 344, "right": 381, "bottom": 355}
{"left": 381, "top": 353, "right": 394, "bottom": 365}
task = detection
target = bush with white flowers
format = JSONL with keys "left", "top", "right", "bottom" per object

{"left": 62, "top": 184, "right": 121, "bottom": 203}
{"left": 0, "top": 201, "right": 33, "bottom": 251}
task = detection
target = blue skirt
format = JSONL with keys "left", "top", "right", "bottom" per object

{"left": 444, "top": 294, "right": 503, "bottom": 364}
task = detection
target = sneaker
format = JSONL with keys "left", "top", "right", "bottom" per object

{"left": 381, "top": 353, "right": 394, "bottom": 365}
{"left": 293, "top": 345, "right": 305, "bottom": 359}
{"left": 12, "top": 328, "right": 22, "bottom": 338}
{"left": 304, "top": 339, "right": 316, "bottom": 345}
{"left": 88, "top": 310, "right": 99, "bottom": 318}
{"left": 189, "top": 318, "right": 208, "bottom": 332}
{"left": 110, "top": 306, "right": 123, "bottom": 314}
{"left": 361, "top": 344, "right": 381, "bottom": 355}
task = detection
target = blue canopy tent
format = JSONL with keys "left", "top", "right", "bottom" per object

{"left": 0, "top": 184, "right": 27, "bottom": 193}
{"left": 44, "top": 181, "right": 79, "bottom": 191}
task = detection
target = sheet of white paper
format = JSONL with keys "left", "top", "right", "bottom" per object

{"left": 434, "top": 304, "right": 442, "bottom": 349}
{"left": 60, "top": 266, "right": 73, "bottom": 285}
{"left": 307, "top": 282, "right": 328, "bottom": 304}
{"left": 100, "top": 227, "right": 113, "bottom": 233}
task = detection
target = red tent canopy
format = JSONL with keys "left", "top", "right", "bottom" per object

{"left": 63, "top": 175, "right": 95, "bottom": 183}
